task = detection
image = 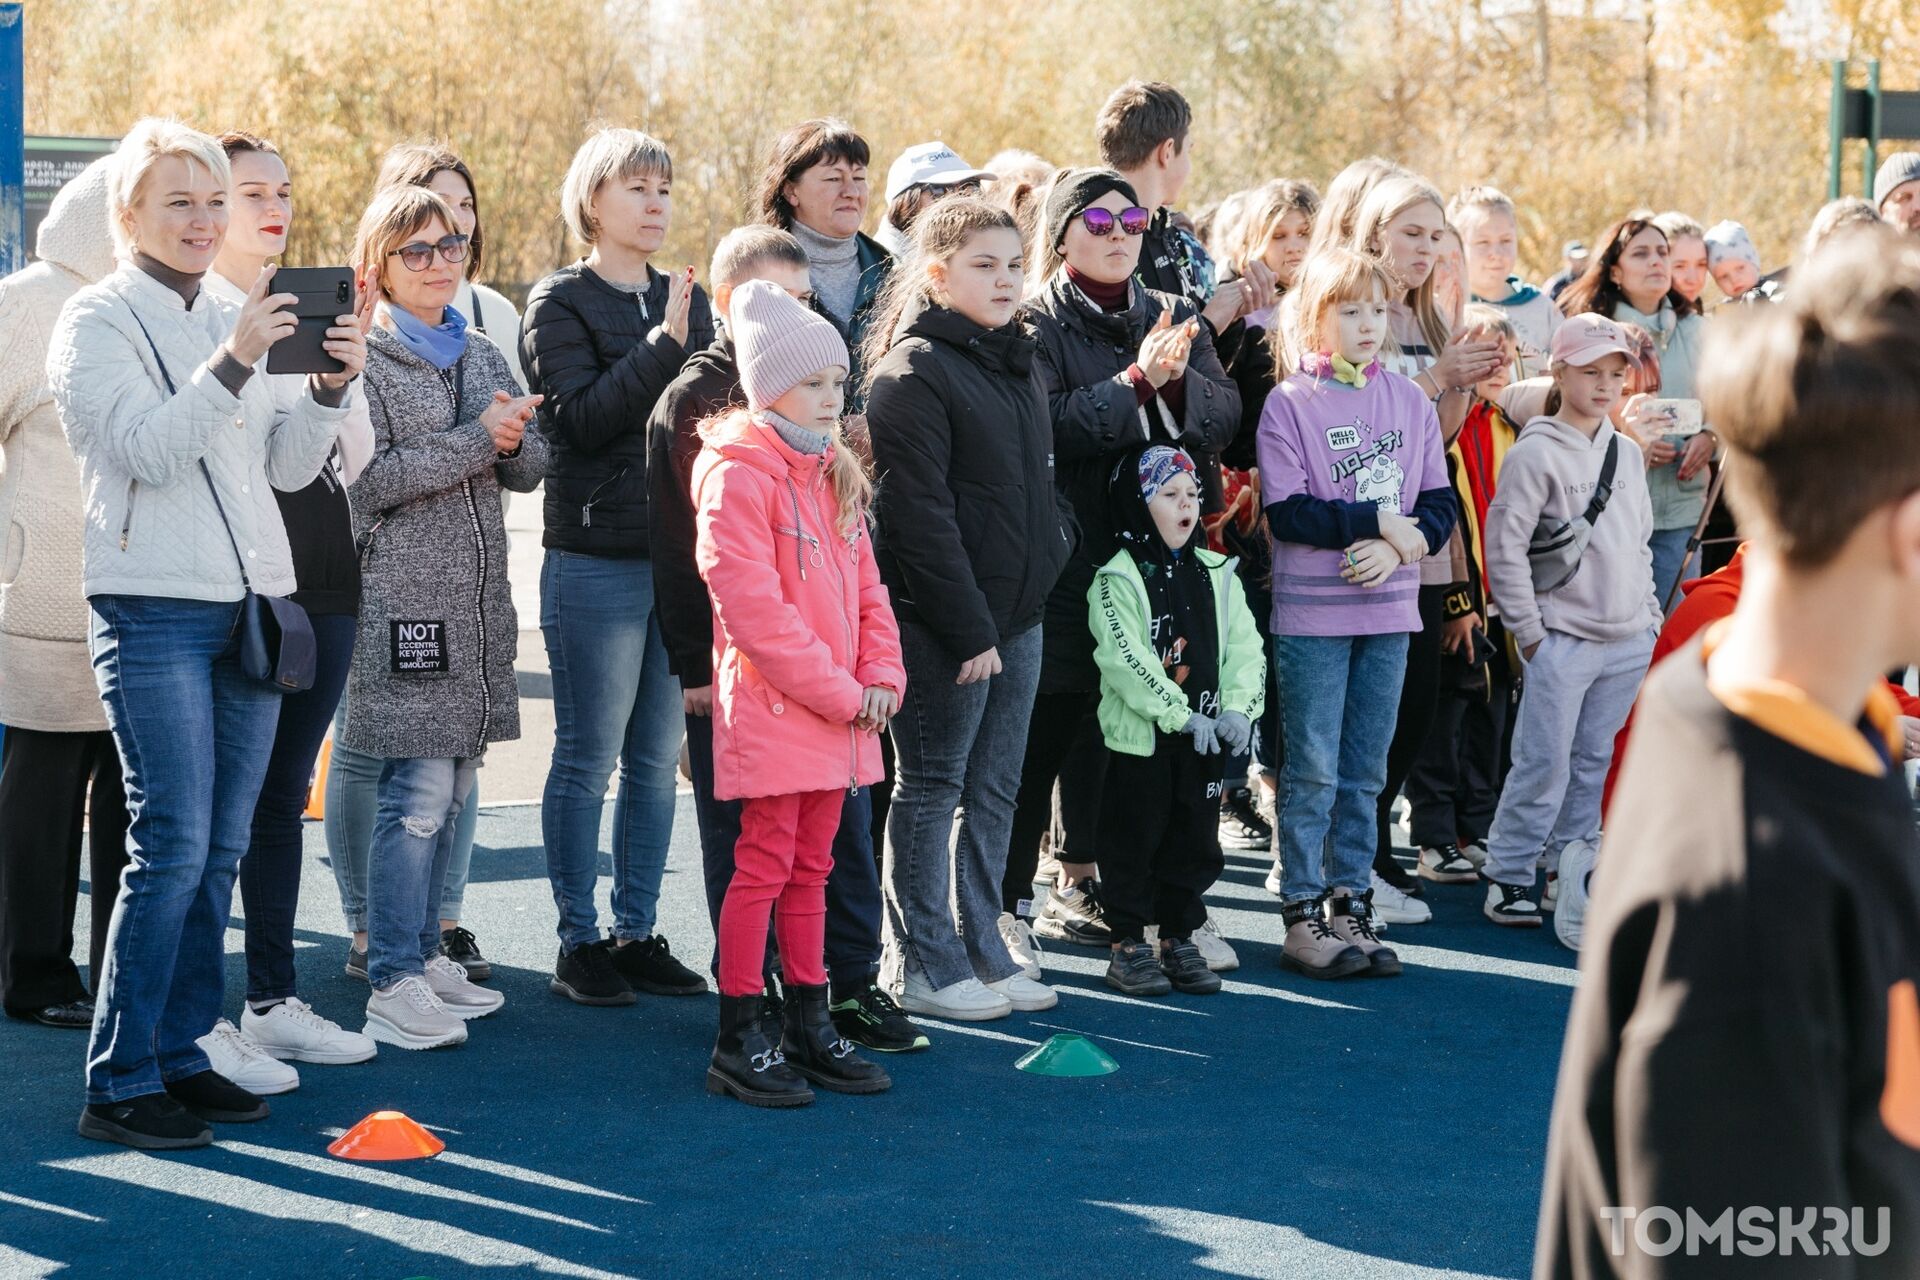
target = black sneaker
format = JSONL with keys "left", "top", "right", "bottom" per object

{"left": 1033, "top": 878, "right": 1114, "bottom": 947}
{"left": 165, "top": 1069, "right": 269, "bottom": 1123}
{"left": 550, "top": 941, "right": 637, "bottom": 1006}
{"left": 1483, "top": 879, "right": 1544, "bottom": 928}
{"left": 1418, "top": 843, "right": 1479, "bottom": 884}
{"left": 609, "top": 934, "right": 709, "bottom": 996}
{"left": 440, "top": 927, "right": 491, "bottom": 981}
{"left": 78, "top": 1094, "right": 212, "bottom": 1149}
{"left": 1217, "top": 786, "right": 1273, "bottom": 850}
{"left": 830, "top": 982, "right": 931, "bottom": 1053}
{"left": 344, "top": 940, "right": 368, "bottom": 982}
{"left": 1104, "top": 939, "right": 1173, "bottom": 997}
{"left": 23, "top": 997, "right": 94, "bottom": 1029}
{"left": 1159, "top": 936, "right": 1223, "bottom": 994}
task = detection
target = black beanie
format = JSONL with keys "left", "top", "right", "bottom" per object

{"left": 1042, "top": 167, "right": 1141, "bottom": 256}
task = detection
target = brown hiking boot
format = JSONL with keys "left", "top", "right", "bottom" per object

{"left": 1327, "top": 891, "right": 1402, "bottom": 977}
{"left": 1278, "top": 897, "right": 1371, "bottom": 980}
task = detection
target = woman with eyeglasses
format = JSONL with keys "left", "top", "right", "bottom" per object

{"left": 1006, "top": 168, "right": 1237, "bottom": 964}
{"left": 327, "top": 142, "right": 516, "bottom": 985}
{"left": 343, "top": 185, "right": 547, "bottom": 1051}
{"left": 872, "top": 141, "right": 994, "bottom": 255}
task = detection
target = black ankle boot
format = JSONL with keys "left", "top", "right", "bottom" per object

{"left": 780, "top": 982, "right": 891, "bottom": 1094}
{"left": 707, "top": 994, "right": 813, "bottom": 1108}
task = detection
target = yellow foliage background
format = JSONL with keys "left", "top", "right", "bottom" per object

{"left": 19, "top": 0, "right": 1920, "bottom": 296}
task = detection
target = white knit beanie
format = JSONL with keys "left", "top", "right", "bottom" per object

{"left": 1875, "top": 152, "right": 1920, "bottom": 211}
{"left": 1703, "top": 220, "right": 1760, "bottom": 269}
{"left": 730, "top": 279, "right": 851, "bottom": 411}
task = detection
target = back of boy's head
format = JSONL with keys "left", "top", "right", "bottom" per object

{"left": 1460, "top": 301, "right": 1515, "bottom": 343}
{"left": 710, "top": 225, "right": 808, "bottom": 289}
{"left": 1699, "top": 228, "right": 1920, "bottom": 567}
{"left": 1095, "top": 80, "right": 1191, "bottom": 171}
{"left": 730, "top": 279, "right": 850, "bottom": 411}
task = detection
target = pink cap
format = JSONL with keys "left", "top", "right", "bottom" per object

{"left": 1551, "top": 313, "right": 1638, "bottom": 368}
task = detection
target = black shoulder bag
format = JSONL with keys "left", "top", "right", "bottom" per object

{"left": 129, "top": 310, "right": 317, "bottom": 692}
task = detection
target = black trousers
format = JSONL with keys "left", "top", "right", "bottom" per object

{"left": 1407, "top": 617, "right": 1517, "bottom": 849}
{"left": 1374, "top": 584, "right": 1449, "bottom": 868}
{"left": 1003, "top": 688, "right": 1108, "bottom": 913}
{"left": 1094, "top": 734, "right": 1225, "bottom": 942}
{"left": 0, "top": 727, "right": 130, "bottom": 1014}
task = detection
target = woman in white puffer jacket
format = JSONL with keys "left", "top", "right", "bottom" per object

{"left": 46, "top": 118, "right": 364, "bottom": 1151}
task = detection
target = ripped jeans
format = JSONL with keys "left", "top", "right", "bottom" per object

{"left": 366, "top": 755, "right": 480, "bottom": 990}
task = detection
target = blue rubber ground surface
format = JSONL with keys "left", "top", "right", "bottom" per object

{"left": 0, "top": 803, "right": 1574, "bottom": 1279}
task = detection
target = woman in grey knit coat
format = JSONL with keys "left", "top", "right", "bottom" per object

{"left": 344, "top": 185, "right": 546, "bottom": 1051}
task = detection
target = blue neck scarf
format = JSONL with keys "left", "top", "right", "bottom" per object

{"left": 387, "top": 302, "right": 470, "bottom": 369}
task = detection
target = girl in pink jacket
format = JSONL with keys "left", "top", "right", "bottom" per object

{"left": 692, "top": 280, "right": 906, "bottom": 1107}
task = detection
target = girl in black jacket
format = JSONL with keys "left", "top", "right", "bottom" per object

{"left": 864, "top": 199, "right": 1074, "bottom": 1020}
{"left": 519, "top": 128, "right": 713, "bottom": 1005}
{"left": 1009, "top": 169, "right": 1238, "bottom": 960}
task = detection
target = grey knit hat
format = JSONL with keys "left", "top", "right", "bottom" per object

{"left": 730, "top": 279, "right": 851, "bottom": 411}
{"left": 1874, "top": 151, "right": 1920, "bottom": 211}
{"left": 1041, "top": 167, "right": 1141, "bottom": 254}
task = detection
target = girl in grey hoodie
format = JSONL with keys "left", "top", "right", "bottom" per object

{"left": 1478, "top": 315, "right": 1662, "bottom": 927}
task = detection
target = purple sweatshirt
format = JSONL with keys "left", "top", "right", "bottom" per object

{"left": 1256, "top": 368, "right": 1452, "bottom": 637}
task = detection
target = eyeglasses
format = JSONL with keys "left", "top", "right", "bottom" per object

{"left": 1077, "top": 206, "right": 1151, "bottom": 238}
{"left": 918, "top": 180, "right": 982, "bottom": 200}
{"left": 387, "top": 234, "right": 471, "bottom": 272}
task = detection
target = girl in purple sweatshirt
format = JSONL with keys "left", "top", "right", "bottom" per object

{"left": 1257, "top": 248, "right": 1457, "bottom": 979}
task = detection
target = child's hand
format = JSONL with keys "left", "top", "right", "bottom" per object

{"left": 1182, "top": 712, "right": 1221, "bottom": 755}
{"left": 1376, "top": 510, "right": 1429, "bottom": 564}
{"left": 1214, "top": 710, "right": 1252, "bottom": 756}
{"left": 956, "top": 647, "right": 1002, "bottom": 685}
{"left": 1341, "top": 539, "right": 1400, "bottom": 588}
{"left": 1522, "top": 640, "right": 1541, "bottom": 662}
{"left": 855, "top": 685, "right": 899, "bottom": 733}
{"left": 1442, "top": 612, "right": 1483, "bottom": 657}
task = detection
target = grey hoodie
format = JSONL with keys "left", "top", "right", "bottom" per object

{"left": 1482, "top": 415, "right": 1661, "bottom": 652}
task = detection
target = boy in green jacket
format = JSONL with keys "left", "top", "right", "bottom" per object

{"left": 1088, "top": 445, "right": 1265, "bottom": 998}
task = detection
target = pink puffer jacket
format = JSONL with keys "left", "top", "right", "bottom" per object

{"left": 693, "top": 412, "right": 905, "bottom": 801}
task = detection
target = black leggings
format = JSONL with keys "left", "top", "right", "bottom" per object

{"left": 1374, "top": 584, "right": 1449, "bottom": 871}
{"left": 1002, "top": 688, "right": 1107, "bottom": 913}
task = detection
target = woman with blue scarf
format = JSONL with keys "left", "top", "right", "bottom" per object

{"left": 343, "top": 185, "right": 548, "bottom": 1051}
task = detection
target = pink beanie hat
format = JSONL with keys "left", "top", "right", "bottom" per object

{"left": 731, "top": 279, "right": 851, "bottom": 411}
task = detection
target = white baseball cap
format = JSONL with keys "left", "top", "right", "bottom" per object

{"left": 884, "top": 142, "right": 995, "bottom": 202}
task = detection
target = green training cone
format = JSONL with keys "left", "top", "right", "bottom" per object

{"left": 1016, "top": 1033, "right": 1119, "bottom": 1077}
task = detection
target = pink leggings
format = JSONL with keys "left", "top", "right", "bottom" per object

{"left": 717, "top": 789, "right": 841, "bottom": 997}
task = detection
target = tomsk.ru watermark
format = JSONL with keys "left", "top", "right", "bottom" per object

{"left": 1600, "top": 1206, "right": 1892, "bottom": 1258}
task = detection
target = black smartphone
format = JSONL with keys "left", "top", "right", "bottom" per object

{"left": 264, "top": 266, "right": 355, "bottom": 376}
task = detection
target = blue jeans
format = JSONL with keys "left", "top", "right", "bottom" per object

{"left": 324, "top": 703, "right": 479, "bottom": 931}
{"left": 1275, "top": 631, "right": 1409, "bottom": 906}
{"left": 84, "top": 596, "right": 282, "bottom": 1103}
{"left": 239, "top": 612, "right": 356, "bottom": 1003}
{"left": 1648, "top": 527, "right": 1697, "bottom": 616}
{"left": 540, "top": 550, "right": 683, "bottom": 950}
{"left": 366, "top": 756, "right": 479, "bottom": 989}
{"left": 882, "top": 621, "right": 1042, "bottom": 989}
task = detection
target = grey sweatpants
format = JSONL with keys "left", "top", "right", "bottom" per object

{"left": 1482, "top": 628, "right": 1656, "bottom": 888}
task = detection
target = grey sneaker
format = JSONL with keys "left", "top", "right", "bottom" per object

{"left": 1104, "top": 940, "right": 1173, "bottom": 997}
{"left": 1159, "top": 937, "right": 1222, "bottom": 994}
{"left": 364, "top": 976, "right": 468, "bottom": 1050}
{"left": 1033, "top": 879, "right": 1114, "bottom": 947}
{"left": 425, "top": 954, "right": 506, "bottom": 1018}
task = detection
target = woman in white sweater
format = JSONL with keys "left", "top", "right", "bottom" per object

{"left": 46, "top": 119, "right": 363, "bottom": 1151}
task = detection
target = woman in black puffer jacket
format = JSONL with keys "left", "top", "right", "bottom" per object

{"left": 1008, "top": 169, "right": 1237, "bottom": 951}
{"left": 865, "top": 198, "right": 1075, "bottom": 1018}
{"left": 519, "top": 128, "right": 714, "bottom": 1003}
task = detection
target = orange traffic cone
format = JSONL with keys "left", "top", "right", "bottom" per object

{"left": 304, "top": 734, "right": 333, "bottom": 821}
{"left": 327, "top": 1111, "right": 445, "bottom": 1161}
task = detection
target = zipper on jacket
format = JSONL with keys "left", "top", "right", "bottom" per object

{"left": 462, "top": 475, "right": 492, "bottom": 753}
{"left": 580, "top": 465, "right": 628, "bottom": 529}
{"left": 118, "top": 479, "right": 139, "bottom": 551}
{"left": 792, "top": 469, "right": 863, "bottom": 793}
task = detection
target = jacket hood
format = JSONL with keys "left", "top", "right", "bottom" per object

{"left": 36, "top": 156, "right": 117, "bottom": 284}
{"left": 1043, "top": 271, "right": 1158, "bottom": 342}
{"left": 895, "top": 298, "right": 1035, "bottom": 376}
{"left": 697, "top": 410, "right": 827, "bottom": 481}
{"left": 1517, "top": 414, "right": 1618, "bottom": 454}
{"left": 1479, "top": 276, "right": 1542, "bottom": 307}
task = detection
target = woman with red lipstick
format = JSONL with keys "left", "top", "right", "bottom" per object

{"left": 520, "top": 127, "right": 713, "bottom": 1006}
{"left": 1010, "top": 169, "right": 1237, "bottom": 967}
{"left": 196, "top": 130, "right": 379, "bottom": 1089}
{"left": 48, "top": 119, "right": 360, "bottom": 1148}
{"left": 862, "top": 198, "right": 1074, "bottom": 1019}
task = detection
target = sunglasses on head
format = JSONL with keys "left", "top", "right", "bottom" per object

{"left": 1077, "top": 206, "right": 1151, "bottom": 237}
{"left": 387, "top": 233, "right": 471, "bottom": 272}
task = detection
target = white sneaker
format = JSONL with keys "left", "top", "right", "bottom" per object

{"left": 1034, "top": 847, "right": 1062, "bottom": 890}
{"left": 242, "top": 997, "right": 377, "bottom": 1065}
{"left": 425, "top": 954, "right": 506, "bottom": 1019}
{"left": 196, "top": 1019, "right": 300, "bottom": 1095}
{"left": 1554, "top": 838, "right": 1598, "bottom": 952}
{"left": 997, "top": 912, "right": 1043, "bottom": 981}
{"left": 1543, "top": 873, "right": 1560, "bottom": 912}
{"left": 985, "top": 972, "right": 1058, "bottom": 1011}
{"left": 1193, "top": 918, "right": 1240, "bottom": 972}
{"left": 1369, "top": 872, "right": 1432, "bottom": 925}
{"left": 895, "top": 968, "right": 1011, "bottom": 1021}
{"left": 1459, "top": 841, "right": 1488, "bottom": 869}
{"left": 1264, "top": 861, "right": 1284, "bottom": 896}
{"left": 365, "top": 975, "right": 469, "bottom": 1050}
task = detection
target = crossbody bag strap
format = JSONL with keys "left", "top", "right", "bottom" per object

{"left": 125, "top": 306, "right": 253, "bottom": 591}
{"left": 1581, "top": 434, "right": 1621, "bottom": 525}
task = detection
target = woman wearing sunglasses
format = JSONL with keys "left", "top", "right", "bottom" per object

{"left": 1007, "top": 168, "right": 1238, "bottom": 962}
{"left": 342, "top": 185, "right": 547, "bottom": 1051}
